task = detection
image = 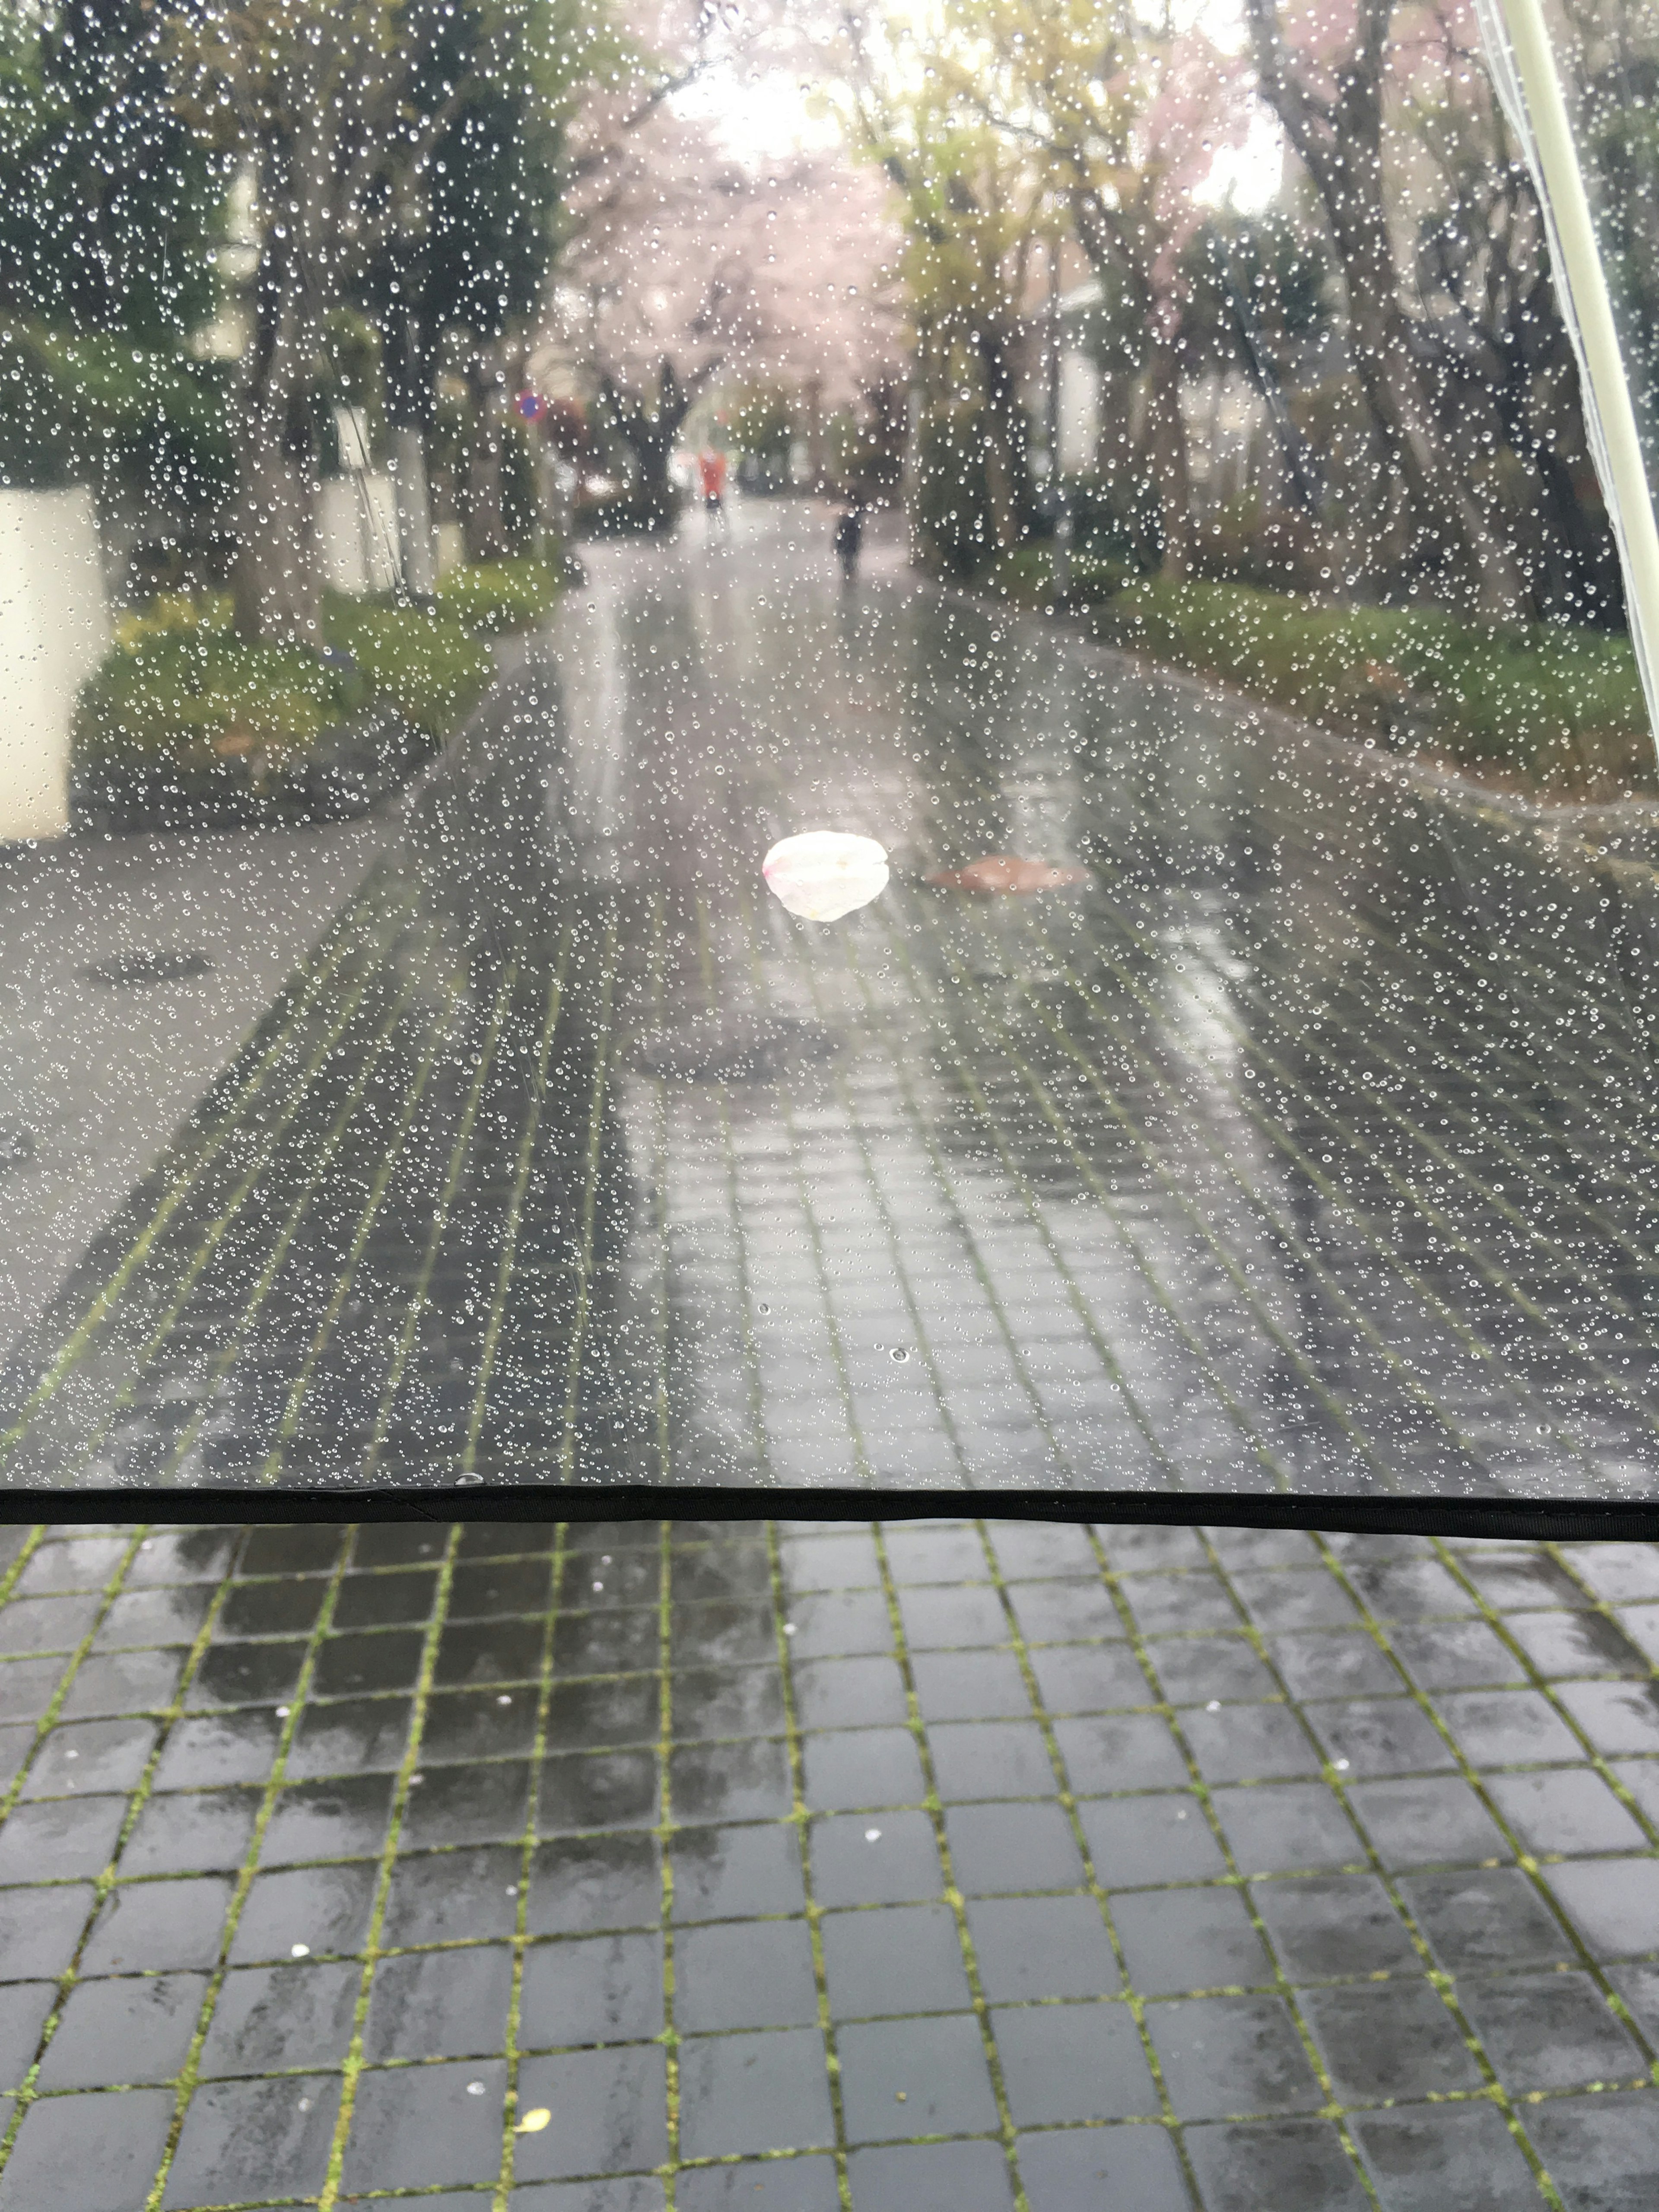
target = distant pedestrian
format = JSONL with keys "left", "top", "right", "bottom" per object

{"left": 834, "top": 503, "right": 864, "bottom": 581}
{"left": 698, "top": 449, "right": 727, "bottom": 524}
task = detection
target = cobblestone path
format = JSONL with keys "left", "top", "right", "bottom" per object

{"left": 0, "top": 1516, "right": 1657, "bottom": 2208}
{"left": 4, "top": 509, "right": 1659, "bottom": 1489}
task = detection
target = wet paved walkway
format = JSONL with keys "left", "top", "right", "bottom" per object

{"left": 1, "top": 1516, "right": 1658, "bottom": 2209}
{"left": 6, "top": 500, "right": 1659, "bottom": 1489}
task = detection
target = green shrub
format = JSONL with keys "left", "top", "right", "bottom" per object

{"left": 1094, "top": 577, "right": 1650, "bottom": 791}
{"left": 76, "top": 591, "right": 493, "bottom": 766}
{"left": 436, "top": 553, "right": 563, "bottom": 638}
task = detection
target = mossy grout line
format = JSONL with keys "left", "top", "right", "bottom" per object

{"left": 356, "top": 960, "right": 524, "bottom": 1485}
{"left": 1291, "top": 1537, "right": 1573, "bottom": 2208}
{"left": 967, "top": 1519, "right": 1209, "bottom": 2206}
{"left": 463, "top": 934, "right": 572, "bottom": 1474}
{"left": 556, "top": 920, "right": 620, "bottom": 1482}
{"left": 143, "top": 967, "right": 442, "bottom": 1484}
{"left": 138, "top": 1526, "right": 356, "bottom": 2212}
{"left": 314, "top": 1523, "right": 465, "bottom": 2212}
{"left": 766, "top": 1518, "right": 854, "bottom": 2211}
{"left": 867, "top": 1522, "right": 1030, "bottom": 2210}
{"left": 491, "top": 1522, "right": 569, "bottom": 2207}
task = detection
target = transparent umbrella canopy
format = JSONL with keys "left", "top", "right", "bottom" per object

{"left": 0, "top": 0, "right": 1655, "bottom": 1536}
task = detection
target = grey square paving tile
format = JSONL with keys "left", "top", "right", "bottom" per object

{"left": 82, "top": 1878, "right": 233, "bottom": 1974}
{"left": 365, "top": 1943, "right": 515, "bottom": 2059}
{"left": 672, "top": 1665, "right": 785, "bottom": 1743}
{"left": 811, "top": 1811, "right": 942, "bottom": 1907}
{"left": 882, "top": 1526, "right": 986, "bottom": 1582}
{"left": 15, "top": 1538, "right": 129, "bottom": 1595}
{"left": 1524, "top": 2089, "right": 1659, "bottom": 2212}
{"left": 555, "top": 1609, "right": 660, "bottom": 1678}
{"left": 676, "top": 2028, "right": 833, "bottom": 2160}
{"left": 1463, "top": 1555, "right": 1585, "bottom": 1610}
{"left": 405, "top": 1759, "right": 532, "bottom": 1849}
{"left": 538, "top": 1750, "right": 658, "bottom": 1834}
{"left": 0, "top": 2084, "right": 175, "bottom": 2212}
{"left": 1007, "top": 1582, "right": 1121, "bottom": 1643}
{"left": 837, "top": 2012, "right": 998, "bottom": 2141}
{"left": 1556, "top": 1681, "right": 1659, "bottom": 1758}
{"left": 383, "top": 1845, "right": 522, "bottom": 1946}
{"left": 1113, "top": 1886, "right": 1272, "bottom": 1996}
{"left": 1183, "top": 2117, "right": 1372, "bottom": 2212}
{"left": 966, "top": 1894, "right": 1120, "bottom": 2001}
{"left": 0, "top": 1595, "right": 103, "bottom": 1656}
{"left": 846, "top": 2139, "right": 1015, "bottom": 2212}
{"left": 944, "top": 1800, "right": 1086, "bottom": 1893}
{"left": 340, "top": 2058, "right": 508, "bottom": 2191}
{"left": 61, "top": 1652, "right": 187, "bottom": 1720}
{"left": 1401, "top": 1867, "right": 1574, "bottom": 1974}
{"left": 669, "top": 1737, "right": 791, "bottom": 1823}
{"left": 23, "top": 1718, "right": 157, "bottom": 1798}
{"left": 1080, "top": 1794, "right": 1226, "bottom": 1888}
{"left": 1305, "top": 1697, "right": 1454, "bottom": 1777}
{"left": 800, "top": 1727, "right": 924, "bottom": 1811}
{"left": 197, "top": 1960, "right": 362, "bottom": 2075}
{"left": 782, "top": 1589, "right": 892, "bottom": 1658}
{"left": 216, "top": 1577, "right": 327, "bottom": 1640}
{"left": 1299, "top": 1980, "right": 1481, "bottom": 2100}
{"left": 0, "top": 1657, "right": 69, "bottom": 1723}
{"left": 1210, "top": 1782, "right": 1364, "bottom": 1874}
{"left": 1610, "top": 1758, "right": 1659, "bottom": 1826}
{"left": 989, "top": 1525, "right": 1100, "bottom": 1578}
{"left": 1487, "top": 1768, "right": 1649, "bottom": 1856}
{"left": 993, "top": 2000, "right": 1158, "bottom": 2123}
{"left": 231, "top": 1861, "right": 378, "bottom": 1962}
{"left": 674, "top": 1919, "right": 817, "bottom": 2031}
{"left": 189, "top": 1640, "right": 306, "bottom": 1707}
{"left": 1268, "top": 1632, "right": 1398, "bottom": 1700}
{"left": 547, "top": 1678, "right": 660, "bottom": 1752}
{"left": 672, "top": 1822, "right": 804, "bottom": 1920}
{"left": 897, "top": 1584, "right": 1007, "bottom": 1647}
{"left": 0, "top": 1882, "right": 95, "bottom": 1977}
{"left": 164, "top": 2072, "right": 341, "bottom": 2206}
{"left": 792, "top": 1656, "right": 908, "bottom": 1730}
{"left": 262, "top": 1771, "right": 395, "bottom": 1863}
{"left": 1459, "top": 1970, "right": 1645, "bottom": 2090}
{"left": 670, "top": 1600, "right": 777, "bottom": 1668}
{"left": 1351, "top": 2102, "right": 1548, "bottom": 2212}
{"left": 528, "top": 1834, "right": 660, "bottom": 1937}
{"left": 1546, "top": 1857, "right": 1659, "bottom": 1960}
{"left": 512, "top": 2046, "right": 668, "bottom": 2179}
{"left": 780, "top": 1534, "right": 880, "bottom": 1592}
{"left": 424, "top": 1688, "right": 539, "bottom": 1765}
{"left": 1102, "top": 1529, "right": 1209, "bottom": 1571}
{"left": 1121, "top": 1571, "right": 1239, "bottom": 1635}
{"left": 1611, "top": 1959, "right": 1659, "bottom": 2040}
{"left": 0, "top": 1982, "right": 52, "bottom": 2091}
{"left": 1506, "top": 1610, "right": 1647, "bottom": 1680}
{"left": 1344, "top": 1776, "right": 1510, "bottom": 1868}
{"left": 1344, "top": 1559, "right": 1473, "bottom": 1622}
{"left": 911, "top": 1649, "right": 1030, "bottom": 1722}
{"left": 1055, "top": 1713, "right": 1187, "bottom": 1793}
{"left": 1147, "top": 1638, "right": 1278, "bottom": 1707}
{"left": 120, "top": 1786, "right": 261, "bottom": 1877}
{"left": 152, "top": 1707, "right": 283, "bottom": 1789}
{"left": 1206, "top": 1529, "right": 1321, "bottom": 1569}
{"left": 928, "top": 1719, "right": 1055, "bottom": 1799}
{"left": 36, "top": 1971, "right": 207, "bottom": 2089}
{"left": 0, "top": 1793, "right": 127, "bottom": 1881}
{"left": 676, "top": 2158, "right": 836, "bottom": 2212}
{"left": 1016, "top": 2123, "right": 1190, "bottom": 2212}
{"left": 1147, "top": 1994, "right": 1324, "bottom": 2118}
{"left": 821, "top": 1902, "right": 972, "bottom": 2018}
{"left": 1388, "top": 1620, "right": 1528, "bottom": 1691}
{"left": 1560, "top": 1548, "right": 1659, "bottom": 1605}
{"left": 1230, "top": 1569, "right": 1359, "bottom": 1632}
{"left": 1182, "top": 1703, "right": 1320, "bottom": 1785}
{"left": 1249, "top": 1875, "right": 1419, "bottom": 1982}
{"left": 1028, "top": 1644, "right": 1149, "bottom": 1714}
{"left": 1438, "top": 1688, "right": 1585, "bottom": 1767}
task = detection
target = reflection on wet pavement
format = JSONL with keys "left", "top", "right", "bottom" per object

{"left": 6, "top": 502, "right": 1659, "bottom": 1489}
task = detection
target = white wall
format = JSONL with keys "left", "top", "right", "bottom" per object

{"left": 0, "top": 486, "right": 109, "bottom": 842}
{"left": 317, "top": 472, "right": 400, "bottom": 595}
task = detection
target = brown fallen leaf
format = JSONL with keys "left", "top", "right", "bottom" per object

{"left": 925, "top": 854, "right": 1088, "bottom": 894}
